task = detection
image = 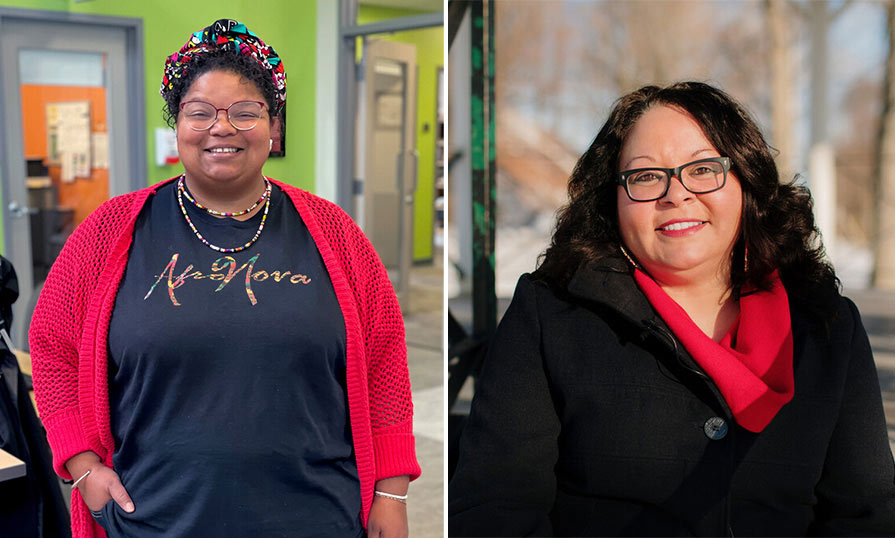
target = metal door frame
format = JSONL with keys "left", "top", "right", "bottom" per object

{"left": 336, "top": 0, "right": 441, "bottom": 215}
{"left": 0, "top": 8, "right": 145, "bottom": 346}
{"left": 360, "top": 39, "right": 418, "bottom": 308}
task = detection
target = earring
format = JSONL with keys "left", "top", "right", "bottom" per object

{"left": 744, "top": 245, "right": 749, "bottom": 274}
{"left": 619, "top": 244, "right": 639, "bottom": 269}
{"left": 269, "top": 139, "right": 273, "bottom": 151}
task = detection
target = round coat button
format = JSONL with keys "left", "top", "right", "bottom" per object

{"left": 704, "top": 416, "right": 728, "bottom": 440}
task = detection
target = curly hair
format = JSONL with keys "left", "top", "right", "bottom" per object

{"left": 161, "top": 49, "right": 278, "bottom": 129}
{"left": 535, "top": 82, "right": 841, "bottom": 322}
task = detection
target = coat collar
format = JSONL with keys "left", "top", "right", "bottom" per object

{"left": 565, "top": 255, "right": 734, "bottom": 419}
{"left": 566, "top": 256, "right": 656, "bottom": 327}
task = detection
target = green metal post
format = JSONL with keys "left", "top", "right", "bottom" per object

{"left": 470, "top": 0, "right": 496, "bottom": 338}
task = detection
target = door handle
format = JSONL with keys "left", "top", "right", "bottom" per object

{"left": 405, "top": 151, "right": 419, "bottom": 204}
{"left": 7, "top": 201, "right": 37, "bottom": 218}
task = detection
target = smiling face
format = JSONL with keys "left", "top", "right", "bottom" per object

{"left": 617, "top": 105, "right": 743, "bottom": 285}
{"left": 176, "top": 69, "right": 271, "bottom": 192}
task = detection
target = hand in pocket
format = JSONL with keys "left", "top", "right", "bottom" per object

{"left": 79, "top": 464, "right": 135, "bottom": 514}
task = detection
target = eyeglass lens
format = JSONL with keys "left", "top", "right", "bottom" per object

{"left": 181, "top": 101, "right": 264, "bottom": 131}
{"left": 625, "top": 160, "right": 726, "bottom": 201}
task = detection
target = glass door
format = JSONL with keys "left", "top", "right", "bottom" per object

{"left": 0, "top": 14, "right": 144, "bottom": 346}
{"left": 359, "top": 39, "right": 417, "bottom": 309}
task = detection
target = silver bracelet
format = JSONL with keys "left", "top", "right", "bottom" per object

{"left": 374, "top": 490, "right": 407, "bottom": 504}
{"left": 71, "top": 469, "right": 91, "bottom": 489}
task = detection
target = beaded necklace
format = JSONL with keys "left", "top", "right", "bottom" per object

{"left": 176, "top": 175, "right": 271, "bottom": 253}
{"left": 180, "top": 176, "right": 268, "bottom": 217}
{"left": 619, "top": 243, "right": 640, "bottom": 269}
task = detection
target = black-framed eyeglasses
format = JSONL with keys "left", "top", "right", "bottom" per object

{"left": 617, "top": 156, "right": 731, "bottom": 202}
{"left": 179, "top": 100, "right": 267, "bottom": 131}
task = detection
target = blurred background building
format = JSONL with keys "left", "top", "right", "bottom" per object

{"left": 450, "top": 0, "right": 895, "bottom": 301}
{"left": 448, "top": 0, "right": 895, "bottom": 473}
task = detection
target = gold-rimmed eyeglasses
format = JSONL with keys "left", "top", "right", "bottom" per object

{"left": 617, "top": 157, "right": 732, "bottom": 202}
{"left": 179, "top": 100, "right": 267, "bottom": 131}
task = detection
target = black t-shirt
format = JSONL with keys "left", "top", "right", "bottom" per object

{"left": 103, "top": 180, "right": 362, "bottom": 537}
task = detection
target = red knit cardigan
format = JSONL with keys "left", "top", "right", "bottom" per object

{"left": 29, "top": 177, "right": 421, "bottom": 538}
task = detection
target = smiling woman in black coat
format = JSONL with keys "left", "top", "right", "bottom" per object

{"left": 448, "top": 82, "right": 895, "bottom": 537}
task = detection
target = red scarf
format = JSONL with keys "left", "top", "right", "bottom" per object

{"left": 634, "top": 269, "right": 794, "bottom": 432}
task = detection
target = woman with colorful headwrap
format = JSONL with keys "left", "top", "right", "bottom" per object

{"left": 30, "top": 19, "right": 419, "bottom": 538}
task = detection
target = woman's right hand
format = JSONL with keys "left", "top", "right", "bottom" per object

{"left": 65, "top": 451, "right": 135, "bottom": 513}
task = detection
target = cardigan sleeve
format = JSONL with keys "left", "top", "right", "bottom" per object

{"left": 449, "top": 275, "right": 560, "bottom": 537}
{"left": 810, "top": 297, "right": 895, "bottom": 535}
{"left": 346, "top": 220, "right": 421, "bottom": 481}
{"left": 300, "top": 191, "right": 420, "bottom": 481}
{"left": 29, "top": 209, "right": 102, "bottom": 479}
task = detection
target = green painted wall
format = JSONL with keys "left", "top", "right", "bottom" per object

{"left": 0, "top": 0, "right": 317, "bottom": 252}
{"left": 358, "top": 6, "right": 442, "bottom": 262}
{"left": 0, "top": 3, "right": 441, "bottom": 261}
{"left": 0, "top": 1, "right": 317, "bottom": 253}
{"left": 65, "top": 0, "right": 317, "bottom": 191}
{"left": 3, "top": 0, "right": 63, "bottom": 8}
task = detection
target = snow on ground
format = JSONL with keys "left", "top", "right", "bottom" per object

{"left": 832, "top": 239, "right": 874, "bottom": 292}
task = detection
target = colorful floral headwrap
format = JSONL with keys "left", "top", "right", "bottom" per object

{"left": 160, "top": 19, "right": 286, "bottom": 113}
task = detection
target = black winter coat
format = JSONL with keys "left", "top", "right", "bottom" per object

{"left": 449, "top": 260, "right": 895, "bottom": 537}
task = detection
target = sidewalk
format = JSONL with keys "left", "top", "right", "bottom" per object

{"left": 847, "top": 288, "right": 895, "bottom": 453}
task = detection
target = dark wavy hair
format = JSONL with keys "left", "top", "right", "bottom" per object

{"left": 162, "top": 50, "right": 278, "bottom": 129}
{"left": 535, "top": 82, "right": 840, "bottom": 321}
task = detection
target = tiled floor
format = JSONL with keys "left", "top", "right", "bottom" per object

{"left": 403, "top": 250, "right": 444, "bottom": 537}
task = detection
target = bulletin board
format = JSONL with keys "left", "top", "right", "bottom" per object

{"left": 20, "top": 84, "right": 109, "bottom": 226}
{"left": 46, "top": 101, "right": 91, "bottom": 180}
